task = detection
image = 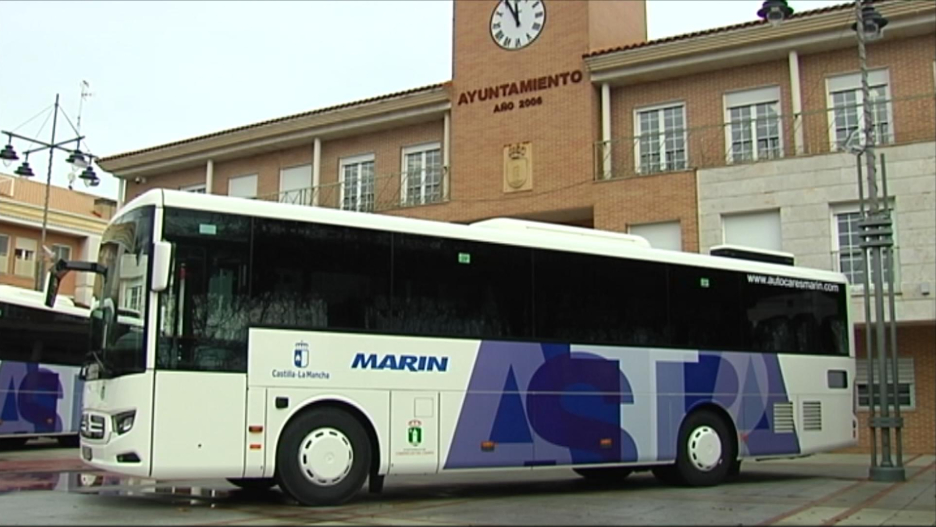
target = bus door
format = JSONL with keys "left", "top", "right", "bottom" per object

{"left": 150, "top": 242, "right": 248, "bottom": 479}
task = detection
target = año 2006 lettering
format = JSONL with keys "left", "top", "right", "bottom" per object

{"left": 519, "top": 96, "right": 543, "bottom": 108}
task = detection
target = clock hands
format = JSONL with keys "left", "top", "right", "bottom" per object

{"left": 504, "top": 0, "right": 520, "bottom": 28}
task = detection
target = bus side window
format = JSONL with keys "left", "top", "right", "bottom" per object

{"left": 158, "top": 209, "right": 251, "bottom": 373}
{"left": 533, "top": 249, "right": 668, "bottom": 347}
{"left": 669, "top": 265, "right": 747, "bottom": 351}
{"left": 391, "top": 233, "right": 532, "bottom": 340}
{"left": 250, "top": 218, "right": 393, "bottom": 333}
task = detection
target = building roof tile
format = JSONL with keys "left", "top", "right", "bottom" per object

{"left": 583, "top": 1, "right": 861, "bottom": 58}
{"left": 98, "top": 82, "right": 448, "bottom": 163}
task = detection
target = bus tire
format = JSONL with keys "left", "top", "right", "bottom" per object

{"left": 276, "top": 407, "right": 371, "bottom": 506}
{"left": 673, "top": 409, "right": 734, "bottom": 487}
{"left": 573, "top": 467, "right": 632, "bottom": 482}
{"left": 227, "top": 477, "right": 276, "bottom": 491}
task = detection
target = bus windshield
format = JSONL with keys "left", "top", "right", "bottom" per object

{"left": 86, "top": 205, "right": 154, "bottom": 380}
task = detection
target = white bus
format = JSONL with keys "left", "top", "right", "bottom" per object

{"left": 0, "top": 285, "right": 89, "bottom": 448}
{"left": 46, "top": 189, "right": 857, "bottom": 506}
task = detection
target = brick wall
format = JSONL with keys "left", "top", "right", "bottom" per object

{"left": 318, "top": 121, "right": 444, "bottom": 209}
{"left": 609, "top": 58, "right": 794, "bottom": 176}
{"left": 839, "top": 323, "right": 936, "bottom": 455}
{"left": 0, "top": 222, "right": 82, "bottom": 296}
{"left": 799, "top": 34, "right": 936, "bottom": 155}
{"left": 594, "top": 170, "right": 699, "bottom": 250}
{"left": 126, "top": 164, "right": 205, "bottom": 203}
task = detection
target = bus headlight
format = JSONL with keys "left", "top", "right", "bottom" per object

{"left": 113, "top": 411, "right": 136, "bottom": 435}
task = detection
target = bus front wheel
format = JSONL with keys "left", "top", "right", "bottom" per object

{"left": 276, "top": 407, "right": 371, "bottom": 506}
{"left": 673, "top": 409, "right": 735, "bottom": 487}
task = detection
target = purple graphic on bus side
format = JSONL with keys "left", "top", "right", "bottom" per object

{"left": 445, "top": 342, "right": 799, "bottom": 469}
{"left": 0, "top": 361, "right": 77, "bottom": 435}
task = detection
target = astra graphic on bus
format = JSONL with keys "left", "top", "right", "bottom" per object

{"left": 46, "top": 189, "right": 857, "bottom": 507}
{"left": 0, "top": 285, "right": 89, "bottom": 448}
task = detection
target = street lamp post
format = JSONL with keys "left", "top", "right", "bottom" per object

{"left": 1, "top": 93, "right": 101, "bottom": 292}
{"left": 851, "top": 0, "right": 904, "bottom": 483}
{"left": 758, "top": 0, "right": 904, "bottom": 482}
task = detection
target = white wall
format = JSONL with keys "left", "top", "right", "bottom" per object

{"left": 698, "top": 142, "right": 936, "bottom": 324}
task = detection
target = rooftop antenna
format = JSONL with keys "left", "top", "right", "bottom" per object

{"left": 77, "top": 80, "right": 92, "bottom": 133}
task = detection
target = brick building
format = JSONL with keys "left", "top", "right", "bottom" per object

{"left": 96, "top": 0, "right": 935, "bottom": 454}
{"left": 0, "top": 173, "right": 116, "bottom": 305}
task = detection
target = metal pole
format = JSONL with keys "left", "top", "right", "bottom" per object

{"left": 856, "top": 152, "right": 877, "bottom": 466}
{"left": 880, "top": 153, "right": 904, "bottom": 468}
{"left": 35, "top": 94, "right": 59, "bottom": 291}
{"left": 857, "top": 0, "right": 904, "bottom": 481}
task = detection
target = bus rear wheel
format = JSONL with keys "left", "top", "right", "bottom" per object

{"left": 276, "top": 407, "right": 371, "bottom": 506}
{"left": 673, "top": 409, "right": 734, "bottom": 487}
{"left": 573, "top": 467, "right": 633, "bottom": 482}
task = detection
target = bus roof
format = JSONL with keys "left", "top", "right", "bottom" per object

{"left": 116, "top": 189, "right": 848, "bottom": 285}
{"left": 0, "top": 285, "right": 90, "bottom": 317}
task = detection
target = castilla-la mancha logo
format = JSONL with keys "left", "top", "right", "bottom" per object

{"left": 294, "top": 341, "right": 309, "bottom": 368}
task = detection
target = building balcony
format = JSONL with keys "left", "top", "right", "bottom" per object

{"left": 254, "top": 167, "right": 449, "bottom": 213}
{"left": 594, "top": 93, "right": 935, "bottom": 181}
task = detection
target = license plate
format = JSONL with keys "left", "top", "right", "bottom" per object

{"left": 81, "top": 446, "right": 92, "bottom": 461}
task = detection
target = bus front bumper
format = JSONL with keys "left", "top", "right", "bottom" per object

{"left": 79, "top": 410, "right": 150, "bottom": 478}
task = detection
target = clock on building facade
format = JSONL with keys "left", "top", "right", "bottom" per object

{"left": 490, "top": 0, "right": 546, "bottom": 50}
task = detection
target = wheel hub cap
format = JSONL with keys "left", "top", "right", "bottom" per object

{"left": 298, "top": 427, "right": 354, "bottom": 486}
{"left": 688, "top": 425, "right": 722, "bottom": 472}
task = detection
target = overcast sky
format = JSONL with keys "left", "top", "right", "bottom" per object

{"left": 0, "top": 0, "right": 843, "bottom": 202}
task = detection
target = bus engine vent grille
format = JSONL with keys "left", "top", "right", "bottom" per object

{"left": 773, "top": 402, "right": 795, "bottom": 433}
{"left": 802, "top": 401, "right": 822, "bottom": 431}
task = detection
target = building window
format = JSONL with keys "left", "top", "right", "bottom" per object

{"left": 832, "top": 204, "right": 897, "bottom": 289}
{"left": 725, "top": 86, "right": 782, "bottom": 163}
{"left": 279, "top": 164, "right": 313, "bottom": 205}
{"left": 856, "top": 358, "right": 914, "bottom": 409}
{"left": 0, "top": 233, "right": 9, "bottom": 274}
{"left": 827, "top": 69, "right": 893, "bottom": 151}
{"left": 635, "top": 103, "right": 687, "bottom": 174}
{"left": 13, "top": 237, "right": 37, "bottom": 278}
{"left": 228, "top": 174, "right": 258, "bottom": 199}
{"left": 628, "top": 221, "right": 682, "bottom": 251}
{"left": 722, "top": 209, "right": 782, "bottom": 252}
{"left": 401, "top": 143, "right": 443, "bottom": 206}
{"left": 51, "top": 244, "right": 71, "bottom": 262}
{"left": 340, "top": 154, "right": 375, "bottom": 212}
{"left": 180, "top": 183, "right": 206, "bottom": 193}
{"left": 124, "top": 284, "right": 143, "bottom": 312}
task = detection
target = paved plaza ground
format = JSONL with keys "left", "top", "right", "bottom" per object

{"left": 0, "top": 441, "right": 933, "bottom": 525}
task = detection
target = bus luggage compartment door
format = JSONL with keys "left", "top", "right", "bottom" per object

{"left": 389, "top": 391, "right": 438, "bottom": 475}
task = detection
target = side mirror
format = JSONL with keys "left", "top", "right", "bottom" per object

{"left": 151, "top": 241, "right": 172, "bottom": 292}
{"left": 45, "top": 259, "right": 108, "bottom": 308}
